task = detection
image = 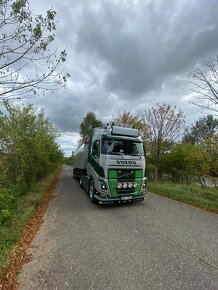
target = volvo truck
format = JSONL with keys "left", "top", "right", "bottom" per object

{"left": 73, "top": 125, "right": 146, "bottom": 204}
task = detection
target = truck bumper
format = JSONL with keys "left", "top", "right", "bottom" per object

{"left": 94, "top": 192, "right": 146, "bottom": 204}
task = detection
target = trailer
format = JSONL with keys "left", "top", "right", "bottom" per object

{"left": 73, "top": 125, "right": 147, "bottom": 204}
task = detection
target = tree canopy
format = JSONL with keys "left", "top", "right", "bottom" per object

{"left": 112, "top": 111, "right": 148, "bottom": 144}
{"left": 144, "top": 103, "right": 185, "bottom": 179}
{"left": 188, "top": 53, "right": 218, "bottom": 112}
{"left": 0, "top": 101, "right": 63, "bottom": 187}
{"left": 0, "top": 0, "right": 69, "bottom": 100}
{"left": 163, "top": 143, "right": 211, "bottom": 186}
{"left": 80, "top": 112, "right": 103, "bottom": 141}
{"left": 183, "top": 115, "right": 218, "bottom": 144}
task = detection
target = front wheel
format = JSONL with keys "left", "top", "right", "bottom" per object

{"left": 89, "top": 180, "right": 96, "bottom": 203}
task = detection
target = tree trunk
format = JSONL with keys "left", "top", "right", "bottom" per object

{"left": 154, "top": 167, "right": 158, "bottom": 180}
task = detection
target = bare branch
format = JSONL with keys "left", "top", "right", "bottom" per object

{"left": 0, "top": 0, "right": 69, "bottom": 101}
{"left": 145, "top": 103, "right": 185, "bottom": 179}
{"left": 188, "top": 53, "right": 218, "bottom": 112}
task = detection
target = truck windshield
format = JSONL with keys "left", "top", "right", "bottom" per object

{"left": 102, "top": 139, "right": 144, "bottom": 156}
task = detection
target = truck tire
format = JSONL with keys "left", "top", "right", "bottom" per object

{"left": 73, "top": 169, "right": 78, "bottom": 180}
{"left": 89, "top": 180, "right": 96, "bottom": 203}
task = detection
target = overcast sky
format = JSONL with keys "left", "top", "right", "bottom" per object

{"left": 25, "top": 0, "right": 218, "bottom": 156}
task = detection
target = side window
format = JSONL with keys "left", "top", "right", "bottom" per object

{"left": 92, "top": 140, "right": 100, "bottom": 159}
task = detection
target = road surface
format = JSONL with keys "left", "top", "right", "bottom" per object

{"left": 18, "top": 165, "right": 218, "bottom": 290}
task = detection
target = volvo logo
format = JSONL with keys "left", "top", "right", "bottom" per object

{"left": 116, "top": 160, "right": 137, "bottom": 165}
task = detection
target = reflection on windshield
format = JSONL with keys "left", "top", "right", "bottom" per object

{"left": 102, "top": 139, "right": 143, "bottom": 156}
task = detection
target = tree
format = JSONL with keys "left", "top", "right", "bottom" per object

{"left": 112, "top": 111, "right": 148, "bottom": 144}
{"left": 183, "top": 115, "right": 218, "bottom": 144}
{"left": 188, "top": 53, "right": 218, "bottom": 112}
{"left": 144, "top": 103, "right": 185, "bottom": 179}
{"left": 0, "top": 101, "right": 63, "bottom": 187}
{"left": 183, "top": 115, "right": 218, "bottom": 180}
{"left": 80, "top": 112, "right": 103, "bottom": 141}
{"left": 163, "top": 143, "right": 211, "bottom": 187}
{"left": 0, "top": 0, "right": 69, "bottom": 101}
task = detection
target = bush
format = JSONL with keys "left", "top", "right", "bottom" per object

{"left": 0, "top": 188, "right": 15, "bottom": 224}
{"left": 163, "top": 143, "right": 211, "bottom": 186}
{"left": 64, "top": 156, "right": 75, "bottom": 166}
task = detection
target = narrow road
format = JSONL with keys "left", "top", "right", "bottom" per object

{"left": 18, "top": 165, "right": 218, "bottom": 290}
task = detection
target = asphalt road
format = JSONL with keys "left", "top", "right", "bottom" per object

{"left": 18, "top": 165, "right": 218, "bottom": 290}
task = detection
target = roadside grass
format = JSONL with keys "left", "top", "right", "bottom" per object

{"left": 0, "top": 169, "right": 60, "bottom": 276}
{"left": 148, "top": 180, "right": 218, "bottom": 212}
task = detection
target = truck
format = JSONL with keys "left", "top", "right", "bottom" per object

{"left": 73, "top": 125, "right": 147, "bottom": 204}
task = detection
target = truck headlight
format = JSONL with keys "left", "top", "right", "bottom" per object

{"left": 122, "top": 182, "right": 128, "bottom": 189}
{"left": 133, "top": 182, "right": 137, "bottom": 188}
{"left": 117, "top": 182, "right": 123, "bottom": 189}
{"left": 101, "top": 180, "right": 108, "bottom": 193}
{"left": 128, "top": 182, "right": 133, "bottom": 188}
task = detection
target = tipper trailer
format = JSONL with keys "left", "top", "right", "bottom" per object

{"left": 73, "top": 125, "right": 147, "bottom": 204}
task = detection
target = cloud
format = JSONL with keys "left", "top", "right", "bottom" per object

{"left": 25, "top": 0, "right": 218, "bottom": 154}
{"left": 74, "top": 0, "right": 218, "bottom": 96}
{"left": 57, "top": 132, "right": 80, "bottom": 156}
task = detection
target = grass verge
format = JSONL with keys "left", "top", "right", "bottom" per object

{"left": 148, "top": 180, "right": 218, "bottom": 213}
{"left": 0, "top": 168, "right": 60, "bottom": 289}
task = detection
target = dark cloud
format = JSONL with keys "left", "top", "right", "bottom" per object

{"left": 74, "top": 0, "right": 218, "bottom": 96}
{"left": 25, "top": 0, "right": 218, "bottom": 155}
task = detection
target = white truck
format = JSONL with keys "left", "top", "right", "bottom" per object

{"left": 73, "top": 125, "right": 147, "bottom": 204}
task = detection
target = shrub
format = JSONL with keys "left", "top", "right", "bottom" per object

{"left": 0, "top": 188, "right": 15, "bottom": 224}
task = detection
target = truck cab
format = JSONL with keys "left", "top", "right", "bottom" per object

{"left": 73, "top": 125, "right": 146, "bottom": 204}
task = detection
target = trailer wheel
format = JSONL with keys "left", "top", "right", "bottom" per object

{"left": 89, "top": 180, "right": 96, "bottom": 203}
{"left": 73, "top": 169, "right": 79, "bottom": 180}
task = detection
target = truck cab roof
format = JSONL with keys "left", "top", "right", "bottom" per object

{"left": 91, "top": 126, "right": 142, "bottom": 143}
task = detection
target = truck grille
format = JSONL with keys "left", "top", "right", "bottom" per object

{"left": 117, "top": 169, "right": 135, "bottom": 180}
{"left": 108, "top": 169, "right": 143, "bottom": 197}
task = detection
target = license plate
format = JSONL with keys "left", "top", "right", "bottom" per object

{"left": 122, "top": 196, "right": 132, "bottom": 200}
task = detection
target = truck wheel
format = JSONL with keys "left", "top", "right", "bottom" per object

{"left": 89, "top": 180, "right": 96, "bottom": 203}
{"left": 73, "top": 169, "right": 79, "bottom": 180}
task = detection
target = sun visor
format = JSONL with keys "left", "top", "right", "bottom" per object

{"left": 111, "top": 126, "right": 139, "bottom": 137}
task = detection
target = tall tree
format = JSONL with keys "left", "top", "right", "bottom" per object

{"left": 183, "top": 115, "right": 218, "bottom": 144}
{"left": 145, "top": 103, "right": 185, "bottom": 179}
{"left": 112, "top": 111, "right": 148, "bottom": 144}
{"left": 0, "top": 0, "right": 69, "bottom": 101}
{"left": 80, "top": 112, "right": 103, "bottom": 141}
{"left": 188, "top": 53, "right": 218, "bottom": 112}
